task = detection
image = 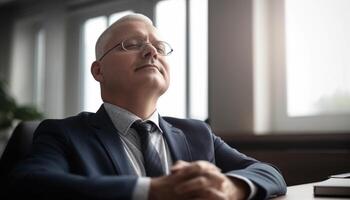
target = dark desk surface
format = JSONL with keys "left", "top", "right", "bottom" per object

{"left": 273, "top": 182, "right": 349, "bottom": 200}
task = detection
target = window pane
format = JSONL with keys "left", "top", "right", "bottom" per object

{"left": 83, "top": 16, "right": 106, "bottom": 112}
{"left": 34, "top": 29, "right": 45, "bottom": 110}
{"left": 286, "top": 0, "right": 350, "bottom": 116}
{"left": 156, "top": 0, "right": 187, "bottom": 118}
{"left": 189, "top": 0, "right": 208, "bottom": 120}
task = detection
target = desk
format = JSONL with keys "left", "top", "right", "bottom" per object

{"left": 273, "top": 182, "right": 349, "bottom": 200}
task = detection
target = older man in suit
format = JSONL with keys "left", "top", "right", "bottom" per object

{"left": 10, "top": 14, "right": 286, "bottom": 200}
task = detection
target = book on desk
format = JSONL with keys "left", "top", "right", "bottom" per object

{"left": 314, "top": 173, "right": 350, "bottom": 197}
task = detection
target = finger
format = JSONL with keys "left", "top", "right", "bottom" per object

{"left": 175, "top": 161, "right": 221, "bottom": 179}
{"left": 194, "top": 161, "right": 221, "bottom": 172}
{"left": 176, "top": 170, "right": 227, "bottom": 194}
{"left": 175, "top": 176, "right": 211, "bottom": 194}
{"left": 171, "top": 160, "right": 190, "bottom": 173}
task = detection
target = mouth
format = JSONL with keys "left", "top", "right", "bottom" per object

{"left": 135, "top": 64, "right": 160, "bottom": 72}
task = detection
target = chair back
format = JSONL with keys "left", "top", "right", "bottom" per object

{"left": 0, "top": 121, "right": 40, "bottom": 193}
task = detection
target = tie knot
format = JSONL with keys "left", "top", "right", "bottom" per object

{"left": 132, "top": 121, "right": 153, "bottom": 135}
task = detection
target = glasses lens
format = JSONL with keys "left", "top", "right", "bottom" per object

{"left": 121, "top": 38, "right": 173, "bottom": 56}
{"left": 122, "top": 38, "right": 144, "bottom": 50}
{"left": 154, "top": 41, "right": 173, "bottom": 56}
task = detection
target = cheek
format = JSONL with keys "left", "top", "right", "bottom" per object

{"left": 104, "top": 56, "right": 135, "bottom": 75}
{"left": 161, "top": 60, "right": 170, "bottom": 79}
{"left": 117, "top": 55, "right": 137, "bottom": 67}
{"left": 165, "top": 66, "right": 170, "bottom": 82}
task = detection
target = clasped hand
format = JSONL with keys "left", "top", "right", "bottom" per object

{"left": 149, "top": 160, "right": 249, "bottom": 200}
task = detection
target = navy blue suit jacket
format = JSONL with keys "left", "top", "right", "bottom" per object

{"left": 10, "top": 106, "right": 286, "bottom": 199}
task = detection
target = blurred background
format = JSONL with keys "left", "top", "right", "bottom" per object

{"left": 0, "top": 0, "right": 349, "bottom": 186}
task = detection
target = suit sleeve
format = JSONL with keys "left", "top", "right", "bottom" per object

{"left": 213, "top": 134, "right": 287, "bottom": 200}
{"left": 9, "top": 120, "right": 138, "bottom": 200}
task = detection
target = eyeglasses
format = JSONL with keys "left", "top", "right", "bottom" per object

{"left": 98, "top": 37, "right": 173, "bottom": 61}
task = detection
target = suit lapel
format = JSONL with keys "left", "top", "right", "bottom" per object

{"left": 90, "top": 105, "right": 134, "bottom": 175}
{"left": 159, "top": 117, "right": 192, "bottom": 162}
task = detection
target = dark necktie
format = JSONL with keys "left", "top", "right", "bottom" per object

{"left": 132, "top": 121, "right": 165, "bottom": 177}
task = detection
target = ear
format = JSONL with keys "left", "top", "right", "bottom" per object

{"left": 91, "top": 61, "right": 104, "bottom": 82}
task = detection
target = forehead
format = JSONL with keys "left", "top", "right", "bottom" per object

{"left": 110, "top": 20, "right": 161, "bottom": 41}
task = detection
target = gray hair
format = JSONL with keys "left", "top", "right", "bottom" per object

{"left": 95, "top": 13, "right": 154, "bottom": 60}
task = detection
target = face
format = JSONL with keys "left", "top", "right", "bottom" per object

{"left": 91, "top": 20, "right": 170, "bottom": 102}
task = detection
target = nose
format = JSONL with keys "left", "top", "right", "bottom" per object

{"left": 142, "top": 43, "right": 158, "bottom": 59}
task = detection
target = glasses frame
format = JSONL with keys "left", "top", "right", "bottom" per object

{"left": 98, "top": 39, "right": 173, "bottom": 61}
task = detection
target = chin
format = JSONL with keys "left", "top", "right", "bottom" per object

{"left": 159, "top": 83, "right": 169, "bottom": 95}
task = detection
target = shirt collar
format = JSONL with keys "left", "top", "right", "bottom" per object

{"left": 103, "top": 102, "right": 163, "bottom": 136}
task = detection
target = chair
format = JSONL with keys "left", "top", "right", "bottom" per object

{"left": 0, "top": 121, "right": 40, "bottom": 195}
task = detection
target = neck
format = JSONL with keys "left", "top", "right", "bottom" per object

{"left": 103, "top": 94, "right": 158, "bottom": 120}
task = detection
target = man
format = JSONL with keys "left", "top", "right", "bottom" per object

{"left": 10, "top": 14, "right": 286, "bottom": 200}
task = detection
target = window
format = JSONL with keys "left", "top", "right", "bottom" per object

{"left": 10, "top": 19, "right": 45, "bottom": 108}
{"left": 33, "top": 28, "right": 45, "bottom": 110}
{"left": 254, "top": 0, "right": 350, "bottom": 132}
{"left": 155, "top": 0, "right": 186, "bottom": 118}
{"left": 189, "top": 0, "right": 208, "bottom": 120}
{"left": 156, "top": 0, "right": 208, "bottom": 120}
{"left": 83, "top": 16, "right": 106, "bottom": 113}
{"left": 285, "top": 0, "right": 350, "bottom": 117}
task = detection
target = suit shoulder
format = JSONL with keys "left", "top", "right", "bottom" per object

{"left": 163, "top": 116, "right": 204, "bottom": 125}
{"left": 162, "top": 117, "right": 211, "bottom": 133}
{"left": 38, "top": 111, "right": 94, "bottom": 130}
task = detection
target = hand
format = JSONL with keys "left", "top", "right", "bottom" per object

{"left": 148, "top": 161, "right": 220, "bottom": 200}
{"left": 149, "top": 172, "right": 189, "bottom": 200}
{"left": 171, "top": 160, "right": 250, "bottom": 200}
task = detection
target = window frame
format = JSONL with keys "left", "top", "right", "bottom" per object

{"left": 254, "top": 0, "right": 350, "bottom": 133}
